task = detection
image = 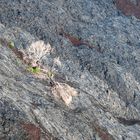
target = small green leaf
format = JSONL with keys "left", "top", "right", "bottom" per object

{"left": 33, "top": 67, "right": 41, "bottom": 73}
{"left": 27, "top": 66, "right": 41, "bottom": 74}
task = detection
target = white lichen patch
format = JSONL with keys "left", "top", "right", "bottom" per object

{"left": 52, "top": 82, "right": 77, "bottom": 106}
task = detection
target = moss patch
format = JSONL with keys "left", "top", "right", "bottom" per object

{"left": 27, "top": 66, "right": 41, "bottom": 74}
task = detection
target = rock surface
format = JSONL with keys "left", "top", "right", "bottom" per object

{"left": 0, "top": 0, "right": 140, "bottom": 140}
{"left": 116, "top": 0, "right": 140, "bottom": 19}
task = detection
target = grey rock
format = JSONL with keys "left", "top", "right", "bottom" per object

{"left": 0, "top": 0, "right": 140, "bottom": 140}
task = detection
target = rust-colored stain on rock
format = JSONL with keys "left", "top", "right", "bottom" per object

{"left": 116, "top": 0, "right": 140, "bottom": 19}
{"left": 22, "top": 123, "right": 41, "bottom": 140}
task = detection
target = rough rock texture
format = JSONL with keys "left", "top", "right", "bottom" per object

{"left": 116, "top": 0, "right": 140, "bottom": 19}
{"left": 0, "top": 0, "right": 140, "bottom": 140}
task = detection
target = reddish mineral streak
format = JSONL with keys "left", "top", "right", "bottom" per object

{"left": 116, "top": 0, "right": 140, "bottom": 19}
{"left": 22, "top": 123, "right": 41, "bottom": 140}
{"left": 59, "top": 28, "right": 101, "bottom": 52}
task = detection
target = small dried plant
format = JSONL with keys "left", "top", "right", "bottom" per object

{"left": 27, "top": 41, "right": 51, "bottom": 60}
{"left": 23, "top": 40, "right": 52, "bottom": 67}
{"left": 52, "top": 82, "right": 77, "bottom": 106}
